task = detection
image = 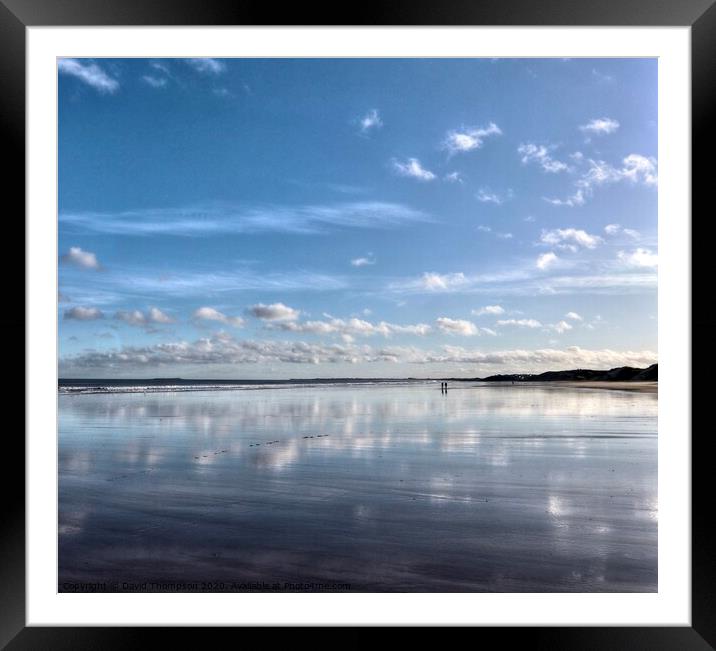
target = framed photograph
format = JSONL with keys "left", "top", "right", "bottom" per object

{"left": 6, "top": 0, "right": 710, "bottom": 643}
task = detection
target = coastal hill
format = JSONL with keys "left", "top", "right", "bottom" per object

{"left": 477, "top": 363, "right": 657, "bottom": 383}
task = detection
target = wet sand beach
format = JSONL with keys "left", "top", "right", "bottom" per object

{"left": 546, "top": 381, "right": 658, "bottom": 394}
{"left": 58, "top": 382, "right": 657, "bottom": 592}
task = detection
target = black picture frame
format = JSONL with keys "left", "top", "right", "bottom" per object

{"left": 5, "top": 0, "right": 710, "bottom": 644}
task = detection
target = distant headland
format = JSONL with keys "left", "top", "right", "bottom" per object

{"left": 473, "top": 363, "right": 657, "bottom": 383}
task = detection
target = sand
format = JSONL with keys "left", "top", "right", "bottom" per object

{"left": 546, "top": 381, "right": 658, "bottom": 394}
{"left": 58, "top": 382, "right": 657, "bottom": 592}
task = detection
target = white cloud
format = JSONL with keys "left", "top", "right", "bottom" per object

{"left": 592, "top": 69, "right": 615, "bottom": 84}
{"left": 114, "top": 310, "right": 147, "bottom": 327}
{"left": 359, "top": 109, "right": 383, "bottom": 133}
{"left": 271, "top": 317, "right": 432, "bottom": 338}
{"left": 472, "top": 305, "right": 505, "bottom": 316}
{"left": 443, "top": 123, "right": 502, "bottom": 155}
{"left": 540, "top": 228, "right": 602, "bottom": 250}
{"left": 185, "top": 58, "right": 226, "bottom": 75}
{"left": 544, "top": 154, "right": 657, "bottom": 206}
{"left": 436, "top": 317, "right": 479, "bottom": 336}
{"left": 581, "top": 155, "right": 658, "bottom": 189}
{"left": 543, "top": 190, "right": 586, "bottom": 207}
{"left": 61, "top": 246, "right": 101, "bottom": 270}
{"left": 115, "top": 307, "right": 175, "bottom": 328}
{"left": 193, "top": 307, "right": 244, "bottom": 328}
{"left": 444, "top": 171, "right": 464, "bottom": 183}
{"left": 565, "top": 312, "right": 583, "bottom": 321}
{"left": 478, "top": 225, "right": 511, "bottom": 239}
{"left": 621, "top": 154, "right": 658, "bottom": 186}
{"left": 549, "top": 320, "right": 573, "bottom": 334}
{"left": 617, "top": 248, "right": 658, "bottom": 268}
{"left": 59, "top": 336, "right": 658, "bottom": 375}
{"left": 148, "top": 307, "right": 174, "bottom": 324}
{"left": 579, "top": 117, "right": 620, "bottom": 135}
{"left": 517, "top": 143, "right": 569, "bottom": 173}
{"left": 98, "top": 268, "right": 348, "bottom": 299}
{"left": 605, "top": 224, "right": 641, "bottom": 239}
{"left": 496, "top": 318, "right": 542, "bottom": 328}
{"left": 58, "top": 59, "right": 119, "bottom": 93}
{"left": 391, "top": 158, "right": 436, "bottom": 181}
{"left": 142, "top": 75, "right": 167, "bottom": 88}
{"left": 60, "top": 201, "right": 430, "bottom": 237}
{"left": 64, "top": 306, "right": 104, "bottom": 321}
{"left": 248, "top": 303, "right": 300, "bottom": 322}
{"left": 476, "top": 188, "right": 508, "bottom": 205}
{"left": 351, "top": 256, "right": 376, "bottom": 267}
{"left": 536, "top": 252, "right": 558, "bottom": 270}
{"left": 390, "top": 264, "right": 655, "bottom": 297}
{"left": 421, "top": 272, "right": 468, "bottom": 291}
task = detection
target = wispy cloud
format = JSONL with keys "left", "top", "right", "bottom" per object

{"left": 592, "top": 69, "right": 615, "bottom": 84}
{"left": 565, "top": 311, "right": 583, "bottom": 321}
{"left": 496, "top": 318, "right": 542, "bottom": 328}
{"left": 444, "top": 171, "right": 464, "bottom": 183}
{"left": 58, "top": 59, "right": 119, "bottom": 94}
{"left": 543, "top": 190, "right": 586, "bottom": 208}
{"left": 518, "top": 143, "right": 569, "bottom": 173}
{"left": 142, "top": 75, "right": 168, "bottom": 88}
{"left": 605, "top": 224, "right": 640, "bottom": 239}
{"left": 185, "top": 58, "right": 226, "bottom": 75}
{"left": 391, "top": 262, "right": 655, "bottom": 297}
{"left": 443, "top": 123, "right": 502, "bottom": 155}
{"left": 476, "top": 188, "right": 510, "bottom": 205}
{"left": 544, "top": 154, "right": 657, "bottom": 206}
{"left": 60, "top": 201, "right": 431, "bottom": 237}
{"left": 391, "top": 158, "right": 436, "bottom": 181}
{"left": 142, "top": 61, "right": 173, "bottom": 88}
{"left": 358, "top": 109, "right": 383, "bottom": 134}
{"left": 107, "top": 268, "right": 349, "bottom": 299}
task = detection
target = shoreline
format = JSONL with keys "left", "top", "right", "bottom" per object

{"left": 542, "top": 381, "right": 658, "bottom": 394}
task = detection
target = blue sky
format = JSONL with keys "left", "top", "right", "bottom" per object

{"left": 58, "top": 57, "right": 658, "bottom": 378}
